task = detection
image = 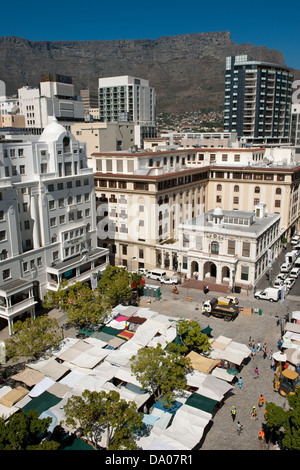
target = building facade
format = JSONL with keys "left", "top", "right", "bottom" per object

{"left": 224, "top": 55, "right": 293, "bottom": 144}
{"left": 156, "top": 205, "right": 281, "bottom": 291}
{"left": 0, "top": 119, "right": 108, "bottom": 334}
{"left": 18, "top": 74, "right": 84, "bottom": 134}
{"left": 90, "top": 147, "right": 300, "bottom": 288}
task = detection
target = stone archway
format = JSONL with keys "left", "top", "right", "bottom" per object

{"left": 191, "top": 260, "right": 199, "bottom": 279}
{"left": 222, "top": 266, "right": 230, "bottom": 284}
{"left": 203, "top": 261, "right": 217, "bottom": 281}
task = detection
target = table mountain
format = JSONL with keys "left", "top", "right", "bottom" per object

{"left": 0, "top": 31, "right": 298, "bottom": 113}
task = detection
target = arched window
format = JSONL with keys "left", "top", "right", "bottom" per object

{"left": 276, "top": 188, "right": 281, "bottom": 195}
{"left": 234, "top": 185, "right": 239, "bottom": 192}
{"left": 255, "top": 186, "right": 260, "bottom": 193}
{"left": 0, "top": 249, "right": 8, "bottom": 260}
{"left": 211, "top": 241, "right": 219, "bottom": 255}
{"left": 63, "top": 136, "right": 71, "bottom": 153}
{"left": 217, "top": 184, "right": 222, "bottom": 191}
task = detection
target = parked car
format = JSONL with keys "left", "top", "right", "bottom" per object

{"left": 273, "top": 278, "right": 284, "bottom": 289}
{"left": 289, "top": 268, "right": 300, "bottom": 279}
{"left": 276, "top": 273, "right": 288, "bottom": 281}
{"left": 284, "top": 278, "right": 296, "bottom": 290}
{"left": 280, "top": 263, "right": 292, "bottom": 273}
{"left": 160, "top": 277, "right": 179, "bottom": 285}
{"left": 137, "top": 268, "right": 148, "bottom": 275}
{"left": 291, "top": 236, "right": 300, "bottom": 246}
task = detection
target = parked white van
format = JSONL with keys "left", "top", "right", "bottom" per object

{"left": 147, "top": 269, "right": 167, "bottom": 281}
{"left": 254, "top": 287, "right": 281, "bottom": 302}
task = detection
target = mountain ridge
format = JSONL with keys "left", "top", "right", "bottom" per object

{"left": 0, "top": 32, "right": 298, "bottom": 113}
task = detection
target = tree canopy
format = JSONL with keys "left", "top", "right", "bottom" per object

{"left": 5, "top": 315, "right": 62, "bottom": 363}
{"left": 177, "top": 319, "right": 211, "bottom": 353}
{"left": 44, "top": 279, "right": 111, "bottom": 329}
{"left": 63, "top": 389, "right": 143, "bottom": 450}
{"left": 130, "top": 343, "right": 192, "bottom": 407}
{"left": 98, "top": 265, "right": 142, "bottom": 307}
{"left": 0, "top": 409, "right": 60, "bottom": 450}
{"left": 265, "top": 388, "right": 300, "bottom": 450}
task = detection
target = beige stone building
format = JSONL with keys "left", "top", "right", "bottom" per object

{"left": 89, "top": 147, "right": 300, "bottom": 286}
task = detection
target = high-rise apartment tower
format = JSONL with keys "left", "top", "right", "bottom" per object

{"left": 224, "top": 55, "right": 293, "bottom": 144}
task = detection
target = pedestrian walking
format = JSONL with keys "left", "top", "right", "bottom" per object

{"left": 238, "top": 377, "right": 243, "bottom": 389}
{"left": 237, "top": 421, "right": 243, "bottom": 435}
{"left": 257, "top": 341, "right": 261, "bottom": 352}
{"left": 248, "top": 336, "right": 252, "bottom": 347}
{"left": 251, "top": 406, "right": 258, "bottom": 420}
{"left": 251, "top": 345, "right": 256, "bottom": 358}
{"left": 258, "top": 428, "right": 265, "bottom": 441}
{"left": 254, "top": 366, "right": 259, "bottom": 378}
{"left": 231, "top": 406, "right": 237, "bottom": 422}
{"left": 259, "top": 394, "right": 265, "bottom": 407}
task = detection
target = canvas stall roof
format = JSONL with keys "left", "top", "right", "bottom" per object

{"left": 28, "top": 377, "right": 56, "bottom": 398}
{"left": 22, "top": 391, "right": 62, "bottom": 415}
{"left": 147, "top": 438, "right": 178, "bottom": 451}
{"left": 185, "top": 392, "right": 218, "bottom": 413}
{"left": 108, "top": 336, "right": 126, "bottom": 348}
{"left": 272, "top": 351, "right": 287, "bottom": 361}
{"left": 113, "top": 366, "right": 143, "bottom": 388}
{"left": 283, "top": 331, "right": 300, "bottom": 343}
{"left": 0, "top": 386, "right": 20, "bottom": 418}
{"left": 151, "top": 404, "right": 212, "bottom": 450}
{"left": 57, "top": 341, "right": 93, "bottom": 362}
{"left": 83, "top": 337, "right": 108, "bottom": 348}
{"left": 203, "top": 374, "right": 233, "bottom": 398}
{"left": 127, "top": 316, "right": 147, "bottom": 325}
{"left": 292, "top": 311, "right": 300, "bottom": 320}
{"left": 211, "top": 335, "right": 232, "bottom": 350}
{"left": 1, "top": 386, "right": 29, "bottom": 408}
{"left": 100, "top": 381, "right": 150, "bottom": 408}
{"left": 133, "top": 308, "right": 159, "bottom": 319}
{"left": 186, "top": 369, "right": 207, "bottom": 388}
{"left": 39, "top": 359, "right": 70, "bottom": 381}
{"left": 47, "top": 382, "right": 72, "bottom": 398}
{"left": 285, "top": 348, "right": 300, "bottom": 365}
{"left": 73, "top": 374, "right": 109, "bottom": 393}
{"left": 211, "top": 367, "right": 236, "bottom": 382}
{"left": 59, "top": 370, "right": 87, "bottom": 388}
{"left": 93, "top": 362, "right": 119, "bottom": 382}
{"left": 68, "top": 346, "right": 110, "bottom": 369}
{"left": 285, "top": 322, "right": 300, "bottom": 334}
{"left": 226, "top": 341, "right": 251, "bottom": 358}
{"left": 51, "top": 338, "right": 81, "bottom": 356}
{"left": 211, "top": 348, "right": 245, "bottom": 365}
{"left": 150, "top": 407, "right": 173, "bottom": 430}
{"left": 90, "top": 331, "right": 113, "bottom": 343}
{"left": 103, "top": 342, "right": 140, "bottom": 367}
{"left": 106, "top": 319, "right": 127, "bottom": 330}
{"left": 187, "top": 351, "right": 219, "bottom": 374}
{"left": 11, "top": 367, "right": 45, "bottom": 387}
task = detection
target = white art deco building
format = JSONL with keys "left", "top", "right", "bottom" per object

{"left": 0, "top": 118, "right": 108, "bottom": 334}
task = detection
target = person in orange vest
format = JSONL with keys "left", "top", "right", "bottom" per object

{"left": 259, "top": 428, "right": 265, "bottom": 440}
{"left": 259, "top": 394, "right": 265, "bottom": 407}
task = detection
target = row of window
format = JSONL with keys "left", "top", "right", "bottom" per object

{"left": 216, "top": 184, "right": 282, "bottom": 194}
{"left": 47, "top": 179, "right": 90, "bottom": 192}
{"left": 216, "top": 195, "right": 281, "bottom": 207}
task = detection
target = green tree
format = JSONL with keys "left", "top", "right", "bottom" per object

{"left": 0, "top": 409, "right": 60, "bottom": 450}
{"left": 63, "top": 390, "right": 143, "bottom": 450}
{"left": 44, "top": 280, "right": 110, "bottom": 329}
{"left": 98, "top": 265, "right": 142, "bottom": 307}
{"left": 177, "top": 320, "right": 211, "bottom": 353}
{"left": 130, "top": 343, "right": 192, "bottom": 407}
{"left": 265, "top": 389, "right": 300, "bottom": 450}
{"left": 5, "top": 315, "right": 62, "bottom": 363}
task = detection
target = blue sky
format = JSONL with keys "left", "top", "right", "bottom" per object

{"left": 2, "top": 0, "right": 300, "bottom": 70}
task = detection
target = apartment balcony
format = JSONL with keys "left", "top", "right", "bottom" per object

{"left": 0, "top": 278, "right": 37, "bottom": 323}
{"left": 46, "top": 247, "right": 109, "bottom": 291}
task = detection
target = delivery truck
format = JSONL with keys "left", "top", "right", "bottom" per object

{"left": 202, "top": 298, "right": 239, "bottom": 321}
{"left": 254, "top": 287, "right": 281, "bottom": 302}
